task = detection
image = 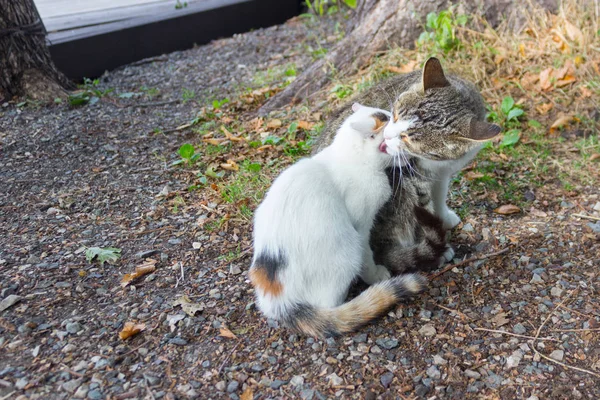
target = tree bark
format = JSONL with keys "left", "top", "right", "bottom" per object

{"left": 259, "top": 0, "right": 558, "bottom": 114}
{"left": 0, "top": 0, "right": 73, "bottom": 102}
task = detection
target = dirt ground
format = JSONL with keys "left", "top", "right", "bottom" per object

{"left": 1, "top": 12, "right": 600, "bottom": 400}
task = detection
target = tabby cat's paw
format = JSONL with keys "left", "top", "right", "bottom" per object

{"left": 442, "top": 246, "right": 455, "bottom": 262}
{"left": 442, "top": 210, "right": 461, "bottom": 230}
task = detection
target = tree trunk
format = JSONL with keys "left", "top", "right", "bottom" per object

{"left": 0, "top": 0, "right": 73, "bottom": 102}
{"left": 259, "top": 0, "right": 558, "bottom": 114}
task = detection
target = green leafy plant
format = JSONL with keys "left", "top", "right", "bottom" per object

{"left": 305, "top": 0, "right": 355, "bottom": 16}
{"left": 212, "top": 98, "right": 230, "bottom": 109}
{"left": 85, "top": 247, "right": 121, "bottom": 266}
{"left": 172, "top": 143, "right": 201, "bottom": 166}
{"left": 331, "top": 84, "right": 353, "bottom": 99}
{"left": 182, "top": 88, "right": 196, "bottom": 103}
{"left": 418, "top": 8, "right": 468, "bottom": 53}
{"left": 500, "top": 129, "right": 521, "bottom": 148}
{"left": 68, "top": 78, "right": 113, "bottom": 107}
{"left": 501, "top": 96, "right": 524, "bottom": 123}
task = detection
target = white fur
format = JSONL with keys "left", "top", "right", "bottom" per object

{"left": 252, "top": 105, "right": 393, "bottom": 320}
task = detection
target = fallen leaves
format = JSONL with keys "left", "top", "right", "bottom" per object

{"left": 172, "top": 295, "right": 204, "bottom": 317}
{"left": 266, "top": 119, "right": 282, "bottom": 129}
{"left": 121, "top": 259, "right": 157, "bottom": 288}
{"left": 119, "top": 322, "right": 146, "bottom": 340}
{"left": 494, "top": 205, "right": 521, "bottom": 215}
{"left": 492, "top": 312, "right": 510, "bottom": 327}
{"left": 85, "top": 247, "right": 121, "bottom": 266}
{"left": 539, "top": 60, "right": 577, "bottom": 91}
{"left": 549, "top": 114, "right": 575, "bottom": 134}
{"left": 240, "top": 388, "right": 253, "bottom": 400}
{"left": 464, "top": 171, "right": 485, "bottom": 180}
{"left": 219, "top": 327, "right": 238, "bottom": 339}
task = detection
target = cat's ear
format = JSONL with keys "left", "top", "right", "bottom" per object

{"left": 465, "top": 119, "right": 502, "bottom": 141}
{"left": 422, "top": 57, "right": 450, "bottom": 91}
{"left": 352, "top": 102, "right": 363, "bottom": 112}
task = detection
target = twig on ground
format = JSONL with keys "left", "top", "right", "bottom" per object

{"left": 145, "top": 379, "right": 157, "bottom": 400}
{"left": 429, "top": 247, "right": 510, "bottom": 280}
{"left": 218, "top": 340, "right": 242, "bottom": 375}
{"left": 134, "top": 99, "right": 180, "bottom": 108}
{"left": 474, "top": 327, "right": 560, "bottom": 342}
{"left": 551, "top": 328, "right": 600, "bottom": 332}
{"left": 572, "top": 213, "right": 600, "bottom": 221}
{"left": 530, "top": 290, "right": 600, "bottom": 378}
{"left": 436, "top": 303, "right": 471, "bottom": 321}
{"left": 0, "top": 392, "right": 15, "bottom": 400}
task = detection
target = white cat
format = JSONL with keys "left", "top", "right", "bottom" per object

{"left": 250, "top": 103, "right": 426, "bottom": 338}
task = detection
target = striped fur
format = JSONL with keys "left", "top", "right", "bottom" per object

{"left": 283, "top": 274, "right": 427, "bottom": 338}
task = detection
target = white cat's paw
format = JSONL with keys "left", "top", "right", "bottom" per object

{"left": 442, "top": 209, "right": 461, "bottom": 230}
{"left": 362, "top": 264, "right": 391, "bottom": 285}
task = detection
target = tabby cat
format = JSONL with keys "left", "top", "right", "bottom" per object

{"left": 315, "top": 57, "right": 501, "bottom": 274}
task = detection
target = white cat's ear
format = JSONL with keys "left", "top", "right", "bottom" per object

{"left": 352, "top": 102, "right": 363, "bottom": 112}
{"left": 465, "top": 119, "right": 502, "bottom": 141}
{"left": 422, "top": 57, "right": 450, "bottom": 91}
{"left": 350, "top": 119, "right": 374, "bottom": 134}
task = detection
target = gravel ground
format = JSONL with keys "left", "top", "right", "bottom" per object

{"left": 1, "top": 15, "right": 600, "bottom": 400}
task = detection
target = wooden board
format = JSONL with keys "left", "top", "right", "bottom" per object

{"left": 35, "top": 0, "right": 209, "bottom": 32}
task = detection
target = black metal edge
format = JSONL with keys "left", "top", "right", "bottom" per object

{"left": 48, "top": 0, "right": 302, "bottom": 80}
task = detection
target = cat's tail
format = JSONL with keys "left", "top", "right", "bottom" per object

{"left": 282, "top": 273, "right": 427, "bottom": 338}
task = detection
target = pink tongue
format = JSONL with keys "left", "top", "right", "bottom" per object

{"left": 379, "top": 141, "right": 387, "bottom": 153}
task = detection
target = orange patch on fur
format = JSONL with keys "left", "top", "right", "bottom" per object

{"left": 249, "top": 268, "right": 283, "bottom": 297}
{"left": 373, "top": 117, "right": 386, "bottom": 131}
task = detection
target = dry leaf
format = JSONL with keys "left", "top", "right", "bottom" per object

{"left": 297, "top": 120, "right": 315, "bottom": 130}
{"left": 529, "top": 208, "right": 548, "bottom": 218}
{"left": 580, "top": 86, "right": 592, "bottom": 98}
{"left": 494, "top": 204, "right": 521, "bottom": 215}
{"left": 240, "top": 388, "right": 253, "bottom": 400}
{"left": 172, "top": 295, "right": 204, "bottom": 317}
{"left": 564, "top": 20, "right": 584, "bottom": 44}
{"left": 590, "top": 153, "right": 600, "bottom": 162}
{"left": 549, "top": 114, "right": 574, "bottom": 134}
{"left": 536, "top": 103, "right": 553, "bottom": 115}
{"left": 520, "top": 72, "right": 539, "bottom": 90}
{"left": 556, "top": 75, "right": 576, "bottom": 88}
{"left": 464, "top": 171, "right": 485, "bottom": 180}
{"left": 203, "top": 138, "right": 225, "bottom": 146}
{"left": 220, "top": 126, "right": 244, "bottom": 142}
{"left": 119, "top": 322, "right": 146, "bottom": 340}
{"left": 539, "top": 67, "right": 553, "bottom": 91}
{"left": 219, "top": 327, "right": 238, "bottom": 339}
{"left": 385, "top": 60, "right": 418, "bottom": 74}
{"left": 491, "top": 312, "right": 510, "bottom": 327}
{"left": 121, "top": 259, "right": 157, "bottom": 288}
{"left": 266, "top": 119, "right": 282, "bottom": 129}
{"left": 220, "top": 160, "right": 239, "bottom": 171}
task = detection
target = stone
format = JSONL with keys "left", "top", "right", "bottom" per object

{"left": 227, "top": 381, "right": 239, "bottom": 393}
{"left": 380, "top": 372, "right": 394, "bottom": 388}
{"left": 464, "top": 369, "right": 481, "bottom": 379}
{"left": 168, "top": 337, "right": 188, "bottom": 346}
{"left": 530, "top": 274, "right": 543, "bottom": 284}
{"left": 215, "top": 381, "right": 226, "bottom": 391}
{"left": 426, "top": 365, "right": 441, "bottom": 380}
{"left": 326, "top": 373, "right": 343, "bottom": 386}
{"left": 290, "top": 375, "right": 304, "bottom": 387}
{"left": 375, "top": 337, "right": 398, "bottom": 350}
{"left": 551, "top": 287, "right": 563, "bottom": 297}
{"left": 270, "top": 380, "right": 287, "bottom": 389}
{"left": 505, "top": 350, "right": 523, "bottom": 369}
{"left": 418, "top": 324, "right": 436, "bottom": 337}
{"left": 87, "top": 389, "right": 103, "bottom": 399}
{"left": 74, "top": 384, "right": 89, "bottom": 398}
{"left": 66, "top": 322, "right": 82, "bottom": 334}
{"left": 513, "top": 323, "right": 527, "bottom": 334}
{"left": 300, "top": 389, "right": 315, "bottom": 400}
{"left": 549, "top": 350, "right": 564, "bottom": 361}
{"left": 15, "top": 378, "right": 28, "bottom": 390}
{"left": 433, "top": 355, "right": 447, "bottom": 365}
{"left": 0, "top": 295, "right": 22, "bottom": 312}
{"left": 462, "top": 223, "right": 474, "bottom": 232}
{"left": 63, "top": 379, "right": 82, "bottom": 393}
{"left": 229, "top": 265, "right": 242, "bottom": 275}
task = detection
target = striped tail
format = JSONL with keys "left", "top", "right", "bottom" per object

{"left": 282, "top": 273, "right": 427, "bottom": 338}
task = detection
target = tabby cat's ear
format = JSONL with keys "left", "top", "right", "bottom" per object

{"left": 466, "top": 119, "right": 502, "bottom": 141}
{"left": 422, "top": 57, "right": 450, "bottom": 91}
